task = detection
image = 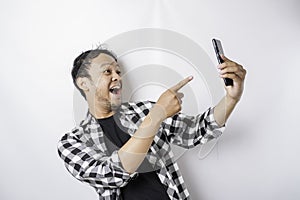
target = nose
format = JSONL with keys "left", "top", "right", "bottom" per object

{"left": 112, "top": 70, "right": 121, "bottom": 82}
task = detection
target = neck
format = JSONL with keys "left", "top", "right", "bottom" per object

{"left": 87, "top": 99, "right": 115, "bottom": 119}
{"left": 90, "top": 108, "right": 114, "bottom": 119}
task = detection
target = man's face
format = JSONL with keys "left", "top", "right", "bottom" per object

{"left": 88, "top": 53, "right": 122, "bottom": 111}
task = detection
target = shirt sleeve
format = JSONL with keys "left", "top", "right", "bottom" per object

{"left": 57, "top": 131, "right": 138, "bottom": 190}
{"left": 161, "top": 107, "right": 225, "bottom": 149}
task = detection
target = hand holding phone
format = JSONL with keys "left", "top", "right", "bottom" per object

{"left": 212, "top": 39, "right": 233, "bottom": 86}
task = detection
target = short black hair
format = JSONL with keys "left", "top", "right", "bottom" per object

{"left": 71, "top": 48, "right": 117, "bottom": 99}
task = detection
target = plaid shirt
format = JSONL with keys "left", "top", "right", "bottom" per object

{"left": 57, "top": 101, "right": 225, "bottom": 199}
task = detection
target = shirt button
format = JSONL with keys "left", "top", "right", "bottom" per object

{"left": 128, "top": 128, "right": 134, "bottom": 134}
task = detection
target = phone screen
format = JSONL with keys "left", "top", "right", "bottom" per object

{"left": 212, "top": 39, "right": 233, "bottom": 86}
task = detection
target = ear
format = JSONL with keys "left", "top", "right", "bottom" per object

{"left": 76, "top": 77, "right": 91, "bottom": 92}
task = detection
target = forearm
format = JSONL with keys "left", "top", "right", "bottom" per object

{"left": 118, "top": 137, "right": 154, "bottom": 174}
{"left": 118, "top": 105, "right": 164, "bottom": 174}
{"left": 213, "top": 95, "right": 239, "bottom": 127}
{"left": 214, "top": 55, "right": 246, "bottom": 126}
{"left": 118, "top": 77, "right": 192, "bottom": 173}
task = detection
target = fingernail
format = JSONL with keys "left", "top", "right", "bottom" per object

{"left": 188, "top": 76, "right": 193, "bottom": 80}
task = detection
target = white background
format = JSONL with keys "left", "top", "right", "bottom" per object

{"left": 0, "top": 0, "right": 299, "bottom": 200}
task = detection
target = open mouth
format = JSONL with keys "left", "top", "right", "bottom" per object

{"left": 109, "top": 85, "right": 122, "bottom": 95}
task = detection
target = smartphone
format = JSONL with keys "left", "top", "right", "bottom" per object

{"left": 212, "top": 38, "right": 233, "bottom": 86}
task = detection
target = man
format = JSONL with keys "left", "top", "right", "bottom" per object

{"left": 57, "top": 46, "right": 246, "bottom": 199}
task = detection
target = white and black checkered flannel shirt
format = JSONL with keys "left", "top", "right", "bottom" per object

{"left": 58, "top": 101, "right": 225, "bottom": 199}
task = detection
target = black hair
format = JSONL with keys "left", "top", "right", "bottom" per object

{"left": 71, "top": 48, "right": 117, "bottom": 99}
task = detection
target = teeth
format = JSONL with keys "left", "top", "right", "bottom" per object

{"left": 111, "top": 86, "right": 120, "bottom": 90}
{"left": 109, "top": 85, "right": 121, "bottom": 94}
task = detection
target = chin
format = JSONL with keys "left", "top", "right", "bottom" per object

{"left": 111, "top": 104, "right": 121, "bottom": 111}
{"left": 111, "top": 100, "right": 122, "bottom": 111}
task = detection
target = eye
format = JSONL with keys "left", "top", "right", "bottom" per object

{"left": 116, "top": 70, "right": 121, "bottom": 75}
{"left": 104, "top": 69, "right": 111, "bottom": 74}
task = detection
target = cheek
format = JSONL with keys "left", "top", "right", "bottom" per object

{"left": 95, "top": 77, "right": 110, "bottom": 97}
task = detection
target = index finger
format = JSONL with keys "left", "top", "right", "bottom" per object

{"left": 220, "top": 54, "right": 233, "bottom": 62}
{"left": 170, "top": 76, "right": 193, "bottom": 92}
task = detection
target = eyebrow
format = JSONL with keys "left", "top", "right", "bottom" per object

{"left": 100, "top": 61, "right": 120, "bottom": 68}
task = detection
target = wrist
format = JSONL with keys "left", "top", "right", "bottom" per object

{"left": 225, "top": 94, "right": 240, "bottom": 105}
{"left": 150, "top": 104, "right": 166, "bottom": 123}
{"left": 133, "top": 105, "right": 164, "bottom": 139}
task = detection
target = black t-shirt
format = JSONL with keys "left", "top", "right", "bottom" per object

{"left": 97, "top": 115, "right": 170, "bottom": 200}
